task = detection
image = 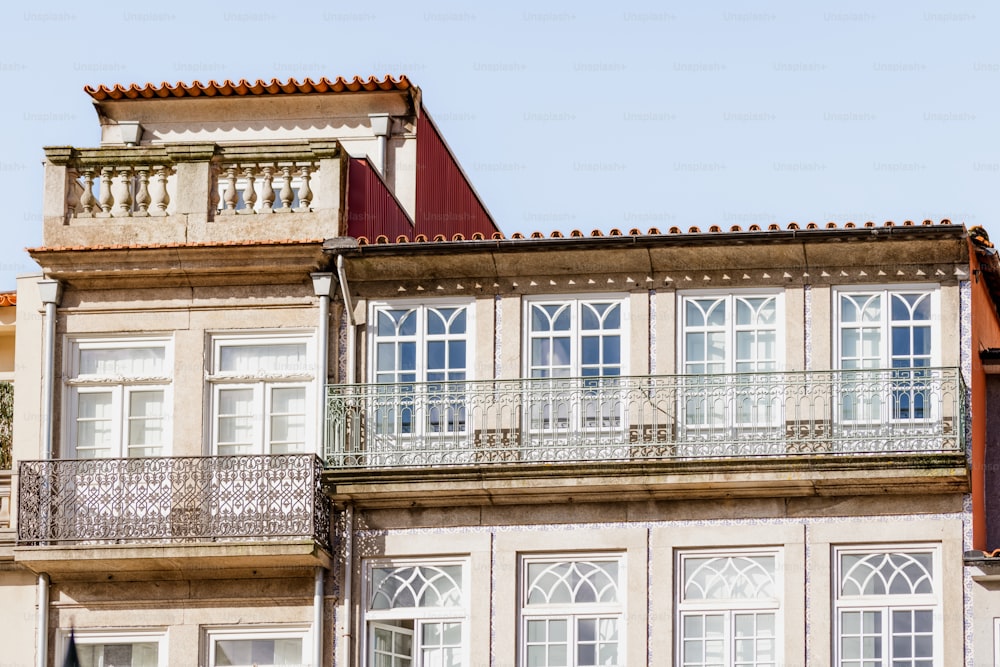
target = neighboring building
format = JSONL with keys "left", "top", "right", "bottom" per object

{"left": 6, "top": 75, "right": 496, "bottom": 667}
{"left": 4, "top": 75, "right": 1000, "bottom": 666}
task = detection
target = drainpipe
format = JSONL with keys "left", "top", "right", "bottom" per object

{"left": 335, "top": 256, "right": 356, "bottom": 383}
{"left": 311, "top": 273, "right": 334, "bottom": 460}
{"left": 341, "top": 504, "right": 355, "bottom": 667}
{"left": 332, "top": 254, "right": 357, "bottom": 665}
{"left": 313, "top": 567, "right": 324, "bottom": 667}
{"left": 36, "top": 573, "right": 49, "bottom": 667}
{"left": 36, "top": 279, "right": 62, "bottom": 667}
{"left": 38, "top": 279, "right": 63, "bottom": 460}
{"left": 368, "top": 114, "right": 391, "bottom": 178}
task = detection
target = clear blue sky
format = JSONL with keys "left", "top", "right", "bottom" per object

{"left": 1, "top": 0, "right": 996, "bottom": 289}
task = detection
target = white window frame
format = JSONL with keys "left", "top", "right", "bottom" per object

{"left": 677, "top": 290, "right": 785, "bottom": 376}
{"left": 59, "top": 628, "right": 168, "bottom": 667}
{"left": 522, "top": 295, "right": 629, "bottom": 435}
{"left": 675, "top": 547, "right": 783, "bottom": 667}
{"left": 519, "top": 553, "right": 626, "bottom": 667}
{"left": 205, "top": 624, "right": 311, "bottom": 667}
{"left": 833, "top": 285, "right": 941, "bottom": 426}
{"left": 361, "top": 557, "right": 471, "bottom": 667}
{"left": 677, "top": 290, "right": 784, "bottom": 434}
{"left": 63, "top": 337, "right": 173, "bottom": 458}
{"left": 367, "top": 299, "right": 475, "bottom": 439}
{"left": 207, "top": 332, "right": 316, "bottom": 456}
{"left": 994, "top": 617, "right": 1000, "bottom": 667}
{"left": 833, "top": 544, "right": 942, "bottom": 667}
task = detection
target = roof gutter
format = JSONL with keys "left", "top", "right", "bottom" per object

{"left": 322, "top": 224, "right": 968, "bottom": 258}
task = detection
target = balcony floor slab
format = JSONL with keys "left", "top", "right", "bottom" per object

{"left": 14, "top": 539, "right": 332, "bottom": 580}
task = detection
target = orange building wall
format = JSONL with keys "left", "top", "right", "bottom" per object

{"left": 968, "top": 239, "right": 1000, "bottom": 550}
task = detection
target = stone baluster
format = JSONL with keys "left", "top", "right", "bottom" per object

{"left": 98, "top": 167, "right": 114, "bottom": 216}
{"left": 259, "top": 166, "right": 275, "bottom": 214}
{"left": 151, "top": 166, "right": 170, "bottom": 216}
{"left": 241, "top": 166, "right": 257, "bottom": 213}
{"left": 134, "top": 168, "right": 151, "bottom": 216}
{"left": 79, "top": 168, "right": 96, "bottom": 216}
{"left": 222, "top": 166, "right": 238, "bottom": 213}
{"left": 65, "top": 168, "right": 81, "bottom": 218}
{"left": 297, "top": 164, "right": 313, "bottom": 210}
{"left": 113, "top": 166, "right": 134, "bottom": 216}
{"left": 279, "top": 165, "right": 294, "bottom": 211}
{"left": 208, "top": 164, "right": 221, "bottom": 214}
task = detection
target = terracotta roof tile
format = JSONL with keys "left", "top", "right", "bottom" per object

{"left": 0, "top": 292, "right": 16, "bottom": 307}
{"left": 85, "top": 75, "right": 413, "bottom": 101}
{"left": 349, "top": 219, "right": 961, "bottom": 247}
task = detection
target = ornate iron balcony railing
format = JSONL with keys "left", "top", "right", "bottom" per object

{"left": 17, "top": 454, "right": 330, "bottom": 549}
{"left": 325, "top": 367, "right": 964, "bottom": 469}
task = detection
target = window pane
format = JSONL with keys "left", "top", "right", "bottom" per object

{"left": 78, "top": 642, "right": 159, "bottom": 667}
{"left": 706, "top": 300, "right": 725, "bottom": 327}
{"left": 219, "top": 343, "right": 308, "bottom": 374}
{"left": 377, "top": 343, "right": 396, "bottom": 373}
{"left": 912, "top": 326, "right": 931, "bottom": 357}
{"left": 428, "top": 341, "right": 445, "bottom": 370}
{"left": 77, "top": 392, "right": 113, "bottom": 456}
{"left": 80, "top": 347, "right": 165, "bottom": 377}
{"left": 218, "top": 388, "right": 254, "bottom": 453}
{"left": 270, "top": 387, "right": 306, "bottom": 453}
{"left": 892, "top": 327, "right": 911, "bottom": 356}
{"left": 448, "top": 341, "right": 466, "bottom": 374}
{"left": 370, "top": 565, "right": 463, "bottom": 610}
{"left": 603, "top": 337, "right": 620, "bottom": 366}
{"left": 128, "top": 390, "right": 164, "bottom": 456}
{"left": 427, "top": 309, "right": 447, "bottom": 335}
{"left": 215, "top": 637, "right": 302, "bottom": 666}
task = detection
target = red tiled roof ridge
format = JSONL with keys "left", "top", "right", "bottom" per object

{"left": 352, "top": 219, "right": 959, "bottom": 246}
{"left": 0, "top": 292, "right": 16, "bottom": 307}
{"left": 27, "top": 238, "right": 324, "bottom": 252}
{"left": 85, "top": 75, "right": 412, "bottom": 101}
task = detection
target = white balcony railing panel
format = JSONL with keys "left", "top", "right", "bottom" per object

{"left": 325, "top": 368, "right": 964, "bottom": 469}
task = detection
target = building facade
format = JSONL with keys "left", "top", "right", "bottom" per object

{"left": 3, "top": 76, "right": 1000, "bottom": 666}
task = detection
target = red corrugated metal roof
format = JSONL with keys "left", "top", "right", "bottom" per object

{"left": 85, "top": 75, "right": 412, "bottom": 101}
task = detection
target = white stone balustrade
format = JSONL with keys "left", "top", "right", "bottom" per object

{"left": 216, "top": 162, "right": 318, "bottom": 215}
{"left": 71, "top": 165, "right": 174, "bottom": 218}
{"left": 43, "top": 141, "right": 340, "bottom": 247}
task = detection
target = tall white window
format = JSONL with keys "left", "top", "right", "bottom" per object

{"left": 525, "top": 297, "right": 626, "bottom": 432}
{"left": 363, "top": 559, "right": 468, "bottom": 667}
{"left": 836, "top": 288, "right": 939, "bottom": 424}
{"left": 64, "top": 629, "right": 166, "bottom": 667}
{"left": 65, "top": 338, "right": 172, "bottom": 458}
{"left": 209, "top": 334, "right": 315, "bottom": 455}
{"left": 676, "top": 550, "right": 781, "bottom": 667}
{"left": 519, "top": 555, "right": 624, "bottom": 667}
{"left": 679, "top": 292, "right": 782, "bottom": 430}
{"left": 834, "top": 546, "right": 941, "bottom": 667}
{"left": 369, "top": 301, "right": 471, "bottom": 436}
{"left": 206, "top": 626, "right": 310, "bottom": 666}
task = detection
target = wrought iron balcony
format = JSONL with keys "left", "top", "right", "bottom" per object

{"left": 325, "top": 367, "right": 964, "bottom": 469}
{"left": 17, "top": 454, "right": 330, "bottom": 549}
